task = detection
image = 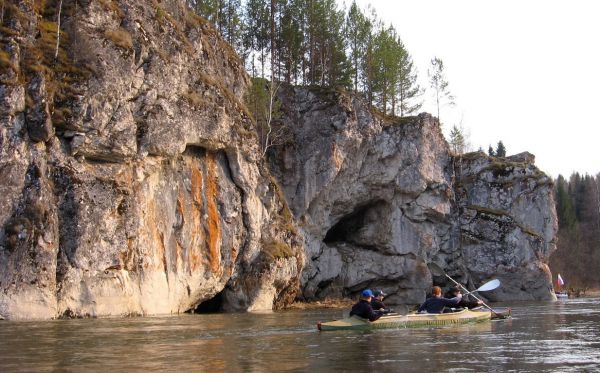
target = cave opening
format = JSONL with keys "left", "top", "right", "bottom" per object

{"left": 323, "top": 201, "right": 385, "bottom": 244}
{"left": 191, "top": 289, "right": 225, "bottom": 314}
{"left": 183, "top": 144, "right": 207, "bottom": 157}
{"left": 324, "top": 206, "right": 369, "bottom": 244}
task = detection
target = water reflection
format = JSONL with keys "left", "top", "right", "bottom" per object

{"left": 1, "top": 299, "right": 600, "bottom": 371}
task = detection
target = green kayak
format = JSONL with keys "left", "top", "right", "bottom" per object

{"left": 317, "top": 308, "right": 492, "bottom": 331}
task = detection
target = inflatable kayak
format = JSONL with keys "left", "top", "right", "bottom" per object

{"left": 317, "top": 308, "right": 492, "bottom": 331}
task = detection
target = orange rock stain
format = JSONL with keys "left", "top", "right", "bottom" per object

{"left": 189, "top": 167, "right": 203, "bottom": 271}
{"left": 206, "top": 153, "right": 221, "bottom": 274}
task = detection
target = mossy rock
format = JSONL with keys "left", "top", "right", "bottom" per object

{"left": 262, "top": 238, "right": 294, "bottom": 262}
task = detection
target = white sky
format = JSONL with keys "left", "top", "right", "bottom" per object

{"left": 341, "top": 0, "right": 600, "bottom": 178}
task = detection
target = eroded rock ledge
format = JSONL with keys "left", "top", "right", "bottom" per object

{"left": 267, "top": 86, "right": 557, "bottom": 304}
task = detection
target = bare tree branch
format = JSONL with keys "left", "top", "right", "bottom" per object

{"left": 262, "top": 80, "right": 281, "bottom": 157}
{"left": 54, "top": 0, "right": 63, "bottom": 61}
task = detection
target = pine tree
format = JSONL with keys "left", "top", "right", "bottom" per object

{"left": 193, "top": 1, "right": 242, "bottom": 51}
{"left": 371, "top": 25, "right": 399, "bottom": 114}
{"left": 242, "top": 0, "right": 270, "bottom": 77}
{"left": 395, "top": 37, "right": 422, "bottom": 117}
{"left": 325, "top": 0, "right": 351, "bottom": 88}
{"left": 192, "top": 0, "right": 220, "bottom": 23}
{"left": 345, "top": 1, "right": 370, "bottom": 93}
{"left": 277, "top": 0, "right": 304, "bottom": 83}
{"left": 223, "top": 0, "right": 242, "bottom": 49}
{"left": 449, "top": 125, "right": 465, "bottom": 155}
{"left": 197, "top": 0, "right": 423, "bottom": 106}
{"left": 303, "top": 0, "right": 350, "bottom": 87}
{"left": 495, "top": 140, "right": 506, "bottom": 157}
{"left": 550, "top": 173, "right": 600, "bottom": 288}
{"left": 555, "top": 175, "right": 577, "bottom": 231}
{"left": 305, "top": 0, "right": 329, "bottom": 85}
{"left": 360, "top": 7, "right": 377, "bottom": 107}
{"left": 269, "top": 0, "right": 277, "bottom": 79}
{"left": 488, "top": 145, "right": 494, "bottom": 157}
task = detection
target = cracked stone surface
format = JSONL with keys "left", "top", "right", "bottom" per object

{"left": 268, "top": 86, "right": 557, "bottom": 304}
{"left": 0, "top": 0, "right": 303, "bottom": 320}
{"left": 455, "top": 152, "right": 557, "bottom": 301}
{"left": 1, "top": 1, "right": 557, "bottom": 319}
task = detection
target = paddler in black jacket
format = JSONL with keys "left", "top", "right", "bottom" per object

{"left": 371, "top": 290, "right": 391, "bottom": 313}
{"left": 444, "top": 286, "right": 483, "bottom": 309}
{"left": 349, "top": 289, "right": 382, "bottom": 321}
{"left": 418, "top": 286, "right": 461, "bottom": 313}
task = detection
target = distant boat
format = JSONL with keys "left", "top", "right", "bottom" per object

{"left": 555, "top": 273, "right": 569, "bottom": 299}
{"left": 556, "top": 292, "right": 568, "bottom": 299}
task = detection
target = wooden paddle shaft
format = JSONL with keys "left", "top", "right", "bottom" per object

{"left": 442, "top": 273, "right": 499, "bottom": 316}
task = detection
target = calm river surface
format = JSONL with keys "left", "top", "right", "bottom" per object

{"left": 1, "top": 298, "right": 600, "bottom": 372}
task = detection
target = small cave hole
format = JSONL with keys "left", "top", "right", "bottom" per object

{"left": 190, "top": 289, "right": 225, "bottom": 314}
{"left": 183, "top": 145, "right": 207, "bottom": 157}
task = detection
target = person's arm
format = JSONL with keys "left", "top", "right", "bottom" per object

{"left": 463, "top": 295, "right": 483, "bottom": 308}
{"left": 443, "top": 295, "right": 462, "bottom": 306}
{"left": 367, "top": 305, "right": 382, "bottom": 321}
{"left": 372, "top": 300, "right": 385, "bottom": 311}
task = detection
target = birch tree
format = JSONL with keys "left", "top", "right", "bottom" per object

{"left": 428, "top": 57, "right": 454, "bottom": 124}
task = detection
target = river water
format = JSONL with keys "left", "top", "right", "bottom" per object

{"left": 1, "top": 298, "right": 600, "bottom": 372}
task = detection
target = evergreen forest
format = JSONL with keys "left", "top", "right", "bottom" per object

{"left": 550, "top": 173, "right": 600, "bottom": 291}
{"left": 185, "top": 0, "right": 425, "bottom": 117}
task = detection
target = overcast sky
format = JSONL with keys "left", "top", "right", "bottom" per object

{"left": 342, "top": 0, "right": 599, "bottom": 178}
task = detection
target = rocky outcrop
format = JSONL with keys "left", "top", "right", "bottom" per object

{"left": 1, "top": 1, "right": 558, "bottom": 320}
{"left": 268, "top": 87, "right": 455, "bottom": 305}
{"left": 268, "top": 86, "right": 557, "bottom": 304}
{"left": 0, "top": 0, "right": 302, "bottom": 320}
{"left": 454, "top": 152, "right": 557, "bottom": 300}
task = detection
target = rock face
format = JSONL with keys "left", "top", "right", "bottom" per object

{"left": 268, "top": 86, "right": 557, "bottom": 304}
{"left": 1, "top": 2, "right": 557, "bottom": 320}
{"left": 454, "top": 152, "right": 557, "bottom": 300}
{"left": 0, "top": 0, "right": 302, "bottom": 320}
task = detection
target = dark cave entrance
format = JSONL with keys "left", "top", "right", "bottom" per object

{"left": 191, "top": 289, "right": 225, "bottom": 314}
{"left": 323, "top": 200, "right": 386, "bottom": 244}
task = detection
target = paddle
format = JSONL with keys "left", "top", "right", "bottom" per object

{"left": 428, "top": 262, "right": 500, "bottom": 317}
{"left": 463, "top": 279, "right": 500, "bottom": 295}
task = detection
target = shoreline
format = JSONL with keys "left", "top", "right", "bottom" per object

{"left": 576, "top": 288, "right": 600, "bottom": 297}
{"left": 287, "top": 298, "right": 354, "bottom": 310}
{"left": 557, "top": 286, "right": 600, "bottom": 298}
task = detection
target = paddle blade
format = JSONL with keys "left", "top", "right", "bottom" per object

{"left": 477, "top": 279, "right": 500, "bottom": 292}
{"left": 428, "top": 262, "right": 445, "bottom": 276}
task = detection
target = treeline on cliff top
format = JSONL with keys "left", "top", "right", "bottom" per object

{"left": 550, "top": 173, "right": 600, "bottom": 290}
{"left": 186, "top": 0, "right": 431, "bottom": 118}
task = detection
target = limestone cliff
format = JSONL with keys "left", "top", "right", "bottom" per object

{"left": 0, "top": 0, "right": 303, "bottom": 320}
{"left": 1, "top": 1, "right": 557, "bottom": 320}
{"left": 267, "top": 86, "right": 557, "bottom": 304}
{"left": 453, "top": 151, "right": 557, "bottom": 300}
